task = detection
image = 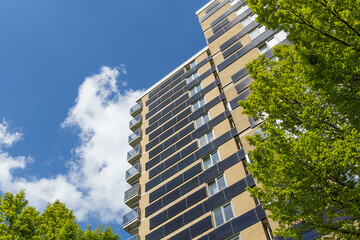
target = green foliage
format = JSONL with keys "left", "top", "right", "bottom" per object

{"left": 240, "top": 0, "right": 360, "bottom": 239}
{"left": 0, "top": 191, "right": 120, "bottom": 240}
{"left": 245, "top": 0, "right": 360, "bottom": 128}
{"left": 80, "top": 225, "right": 120, "bottom": 240}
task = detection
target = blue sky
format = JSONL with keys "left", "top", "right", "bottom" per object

{"left": 0, "top": 0, "right": 209, "bottom": 237}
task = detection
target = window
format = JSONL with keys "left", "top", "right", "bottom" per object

{"left": 258, "top": 43, "right": 270, "bottom": 54}
{"left": 192, "top": 97, "right": 206, "bottom": 112}
{"left": 208, "top": 174, "right": 226, "bottom": 196}
{"left": 249, "top": 25, "right": 266, "bottom": 40}
{"left": 187, "top": 71, "right": 199, "bottom": 83}
{"left": 203, "top": 151, "right": 220, "bottom": 170}
{"left": 198, "top": 131, "right": 214, "bottom": 148}
{"left": 227, "top": 234, "right": 241, "bottom": 240}
{"left": 186, "top": 60, "right": 196, "bottom": 71}
{"left": 189, "top": 84, "right": 202, "bottom": 97}
{"left": 195, "top": 112, "right": 210, "bottom": 128}
{"left": 241, "top": 14, "right": 257, "bottom": 27}
{"left": 213, "top": 202, "right": 234, "bottom": 227}
{"left": 257, "top": 30, "right": 288, "bottom": 54}
{"left": 235, "top": 4, "right": 249, "bottom": 16}
{"left": 230, "top": 0, "right": 241, "bottom": 6}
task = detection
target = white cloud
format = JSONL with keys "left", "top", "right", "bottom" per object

{"left": 0, "top": 66, "right": 145, "bottom": 224}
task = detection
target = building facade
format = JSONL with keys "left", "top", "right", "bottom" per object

{"left": 123, "top": 0, "right": 289, "bottom": 239}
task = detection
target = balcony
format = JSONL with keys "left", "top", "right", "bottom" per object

{"left": 127, "top": 235, "right": 139, "bottom": 240}
{"left": 126, "top": 163, "right": 140, "bottom": 183}
{"left": 122, "top": 207, "right": 140, "bottom": 232}
{"left": 127, "top": 144, "right": 141, "bottom": 164}
{"left": 124, "top": 183, "right": 140, "bottom": 206}
{"left": 129, "top": 114, "right": 142, "bottom": 131}
{"left": 128, "top": 128, "right": 141, "bottom": 147}
{"left": 130, "top": 102, "right": 142, "bottom": 117}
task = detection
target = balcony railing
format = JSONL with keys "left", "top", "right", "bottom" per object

{"left": 124, "top": 183, "right": 140, "bottom": 203}
{"left": 127, "top": 235, "right": 139, "bottom": 240}
{"left": 127, "top": 144, "right": 141, "bottom": 163}
{"left": 129, "top": 114, "right": 141, "bottom": 130}
{"left": 128, "top": 128, "right": 141, "bottom": 145}
{"left": 126, "top": 163, "right": 140, "bottom": 182}
{"left": 122, "top": 207, "right": 140, "bottom": 229}
{"left": 130, "top": 102, "right": 142, "bottom": 116}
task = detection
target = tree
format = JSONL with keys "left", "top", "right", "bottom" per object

{"left": 0, "top": 191, "right": 120, "bottom": 240}
{"left": 240, "top": 0, "right": 360, "bottom": 239}
{"left": 245, "top": 0, "right": 360, "bottom": 128}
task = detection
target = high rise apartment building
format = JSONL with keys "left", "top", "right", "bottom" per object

{"left": 123, "top": 0, "right": 289, "bottom": 239}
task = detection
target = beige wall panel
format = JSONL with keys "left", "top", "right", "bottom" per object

{"left": 205, "top": 87, "right": 221, "bottom": 103}
{"left": 209, "top": 23, "right": 245, "bottom": 55}
{"left": 138, "top": 219, "right": 150, "bottom": 239}
{"left": 231, "top": 108, "right": 250, "bottom": 132}
{"left": 139, "top": 164, "right": 149, "bottom": 192}
{"left": 197, "top": 11, "right": 206, "bottom": 20}
{"left": 239, "top": 33, "right": 252, "bottom": 47}
{"left": 266, "top": 212, "right": 280, "bottom": 232}
{"left": 200, "top": 5, "right": 230, "bottom": 32}
{"left": 198, "top": 62, "right": 212, "bottom": 75}
{"left": 138, "top": 192, "right": 149, "bottom": 219}
{"left": 224, "top": 82, "right": 238, "bottom": 101}
{"left": 224, "top": 161, "right": 247, "bottom": 185}
{"left": 208, "top": 102, "right": 226, "bottom": 119}
{"left": 217, "top": 48, "right": 259, "bottom": 85}
{"left": 204, "top": 12, "right": 237, "bottom": 39}
{"left": 213, "top": 119, "right": 231, "bottom": 139}
{"left": 241, "top": 221, "right": 268, "bottom": 240}
{"left": 196, "top": 50, "right": 209, "bottom": 63}
{"left": 232, "top": 191, "right": 256, "bottom": 216}
{"left": 218, "top": 139, "right": 238, "bottom": 160}
{"left": 239, "top": 130, "right": 256, "bottom": 154}
{"left": 201, "top": 74, "right": 216, "bottom": 89}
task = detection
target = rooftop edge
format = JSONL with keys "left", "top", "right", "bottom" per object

{"left": 136, "top": 46, "right": 209, "bottom": 101}
{"left": 195, "top": 0, "right": 217, "bottom": 15}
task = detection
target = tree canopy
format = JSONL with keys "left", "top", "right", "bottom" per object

{"left": 0, "top": 191, "right": 120, "bottom": 240}
{"left": 241, "top": 0, "right": 360, "bottom": 239}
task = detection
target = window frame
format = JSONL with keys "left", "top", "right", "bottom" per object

{"left": 189, "top": 83, "right": 203, "bottom": 97}
{"left": 257, "top": 30, "right": 288, "bottom": 54}
{"left": 203, "top": 150, "right": 221, "bottom": 170}
{"left": 190, "top": 60, "right": 196, "bottom": 69}
{"left": 235, "top": 4, "right": 249, "bottom": 16}
{"left": 227, "top": 234, "right": 241, "bottom": 240}
{"left": 187, "top": 71, "right": 199, "bottom": 83}
{"left": 195, "top": 112, "right": 210, "bottom": 128}
{"left": 212, "top": 202, "right": 235, "bottom": 228}
{"left": 207, "top": 174, "right": 227, "bottom": 196}
{"left": 229, "top": 0, "right": 241, "bottom": 6}
{"left": 241, "top": 14, "right": 257, "bottom": 27}
{"left": 192, "top": 97, "right": 206, "bottom": 112}
{"left": 198, "top": 130, "right": 215, "bottom": 148}
{"left": 249, "top": 25, "right": 266, "bottom": 40}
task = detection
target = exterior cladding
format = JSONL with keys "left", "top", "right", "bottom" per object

{"left": 122, "top": 0, "right": 304, "bottom": 240}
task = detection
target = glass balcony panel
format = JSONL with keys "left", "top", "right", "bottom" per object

{"left": 127, "top": 144, "right": 141, "bottom": 162}
{"left": 122, "top": 207, "right": 140, "bottom": 228}
{"left": 128, "top": 129, "right": 141, "bottom": 144}
{"left": 130, "top": 102, "right": 142, "bottom": 115}
{"left": 126, "top": 163, "right": 140, "bottom": 181}
{"left": 127, "top": 235, "right": 139, "bottom": 240}
{"left": 129, "top": 114, "right": 141, "bottom": 129}
{"left": 124, "top": 183, "right": 140, "bottom": 202}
